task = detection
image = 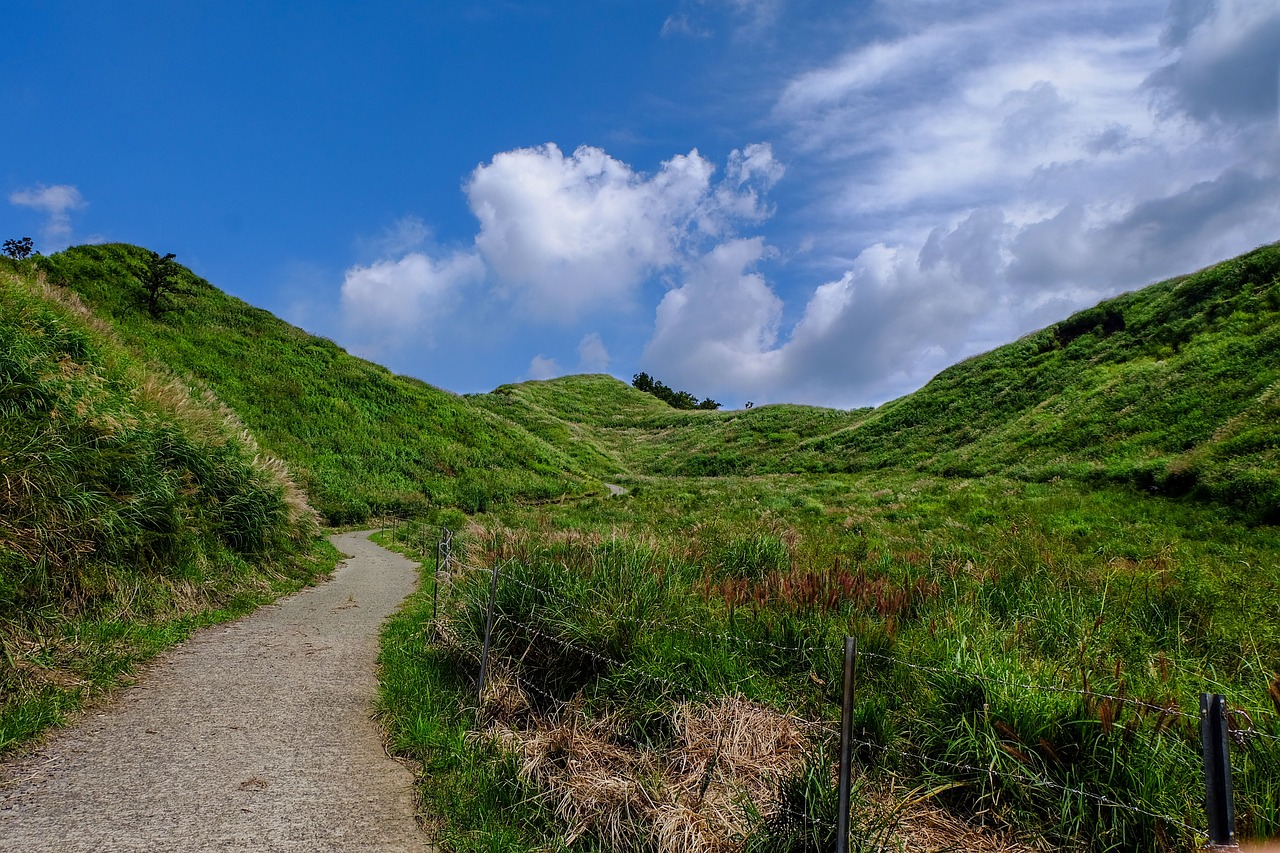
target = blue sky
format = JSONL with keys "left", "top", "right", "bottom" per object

{"left": 4, "top": 1, "right": 1279, "bottom": 408}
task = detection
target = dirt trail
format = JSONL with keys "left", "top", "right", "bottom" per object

{"left": 0, "top": 531, "right": 433, "bottom": 852}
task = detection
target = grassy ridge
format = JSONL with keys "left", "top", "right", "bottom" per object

{"left": 385, "top": 241, "right": 1280, "bottom": 852}
{"left": 0, "top": 262, "right": 334, "bottom": 751}
{"left": 39, "top": 244, "right": 596, "bottom": 523}
{"left": 477, "top": 244, "right": 1280, "bottom": 523}
{"left": 801, "top": 242, "right": 1280, "bottom": 519}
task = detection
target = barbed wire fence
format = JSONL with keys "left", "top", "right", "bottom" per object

{"left": 386, "top": 522, "right": 1278, "bottom": 851}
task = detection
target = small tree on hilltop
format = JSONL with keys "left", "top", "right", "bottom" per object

{"left": 137, "top": 250, "right": 189, "bottom": 318}
{"left": 631, "top": 372, "right": 721, "bottom": 410}
{"left": 3, "top": 237, "right": 34, "bottom": 260}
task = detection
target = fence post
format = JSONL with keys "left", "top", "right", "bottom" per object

{"left": 1201, "top": 692, "right": 1237, "bottom": 848}
{"left": 836, "top": 636, "right": 856, "bottom": 853}
{"left": 432, "top": 533, "right": 442, "bottom": 620}
{"left": 477, "top": 560, "right": 501, "bottom": 705}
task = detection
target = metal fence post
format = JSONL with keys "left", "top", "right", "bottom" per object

{"left": 1201, "top": 692, "right": 1237, "bottom": 848}
{"left": 837, "top": 636, "right": 856, "bottom": 853}
{"left": 477, "top": 560, "right": 501, "bottom": 705}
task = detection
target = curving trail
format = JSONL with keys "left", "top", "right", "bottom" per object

{"left": 0, "top": 531, "right": 433, "bottom": 852}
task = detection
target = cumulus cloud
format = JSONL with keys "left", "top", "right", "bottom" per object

{"left": 9, "top": 184, "right": 86, "bottom": 250}
{"left": 465, "top": 142, "right": 781, "bottom": 320}
{"left": 691, "top": 0, "right": 1280, "bottom": 406}
{"left": 528, "top": 354, "right": 561, "bottom": 380}
{"left": 644, "top": 237, "right": 784, "bottom": 390}
{"left": 576, "top": 333, "right": 610, "bottom": 372}
{"left": 340, "top": 249, "right": 484, "bottom": 351}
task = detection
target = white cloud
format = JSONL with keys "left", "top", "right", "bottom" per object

{"left": 465, "top": 142, "right": 780, "bottom": 320}
{"left": 683, "top": 0, "right": 1280, "bottom": 406}
{"left": 576, "top": 332, "right": 610, "bottom": 372}
{"left": 340, "top": 249, "right": 484, "bottom": 350}
{"left": 9, "top": 184, "right": 87, "bottom": 250}
{"left": 644, "top": 237, "right": 783, "bottom": 390}
{"left": 528, "top": 354, "right": 561, "bottom": 380}
{"left": 661, "top": 14, "right": 710, "bottom": 38}
{"left": 361, "top": 215, "right": 431, "bottom": 257}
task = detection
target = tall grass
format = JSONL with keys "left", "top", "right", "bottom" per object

{"left": 37, "top": 244, "right": 595, "bottom": 523}
{"left": 384, "top": 468, "right": 1280, "bottom": 851}
{"left": 0, "top": 265, "right": 333, "bottom": 752}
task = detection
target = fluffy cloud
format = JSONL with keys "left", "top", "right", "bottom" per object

{"left": 700, "top": 0, "right": 1280, "bottom": 406}
{"left": 465, "top": 142, "right": 781, "bottom": 320}
{"left": 576, "top": 332, "right": 610, "bottom": 372}
{"left": 9, "top": 184, "right": 86, "bottom": 250}
{"left": 528, "top": 354, "right": 561, "bottom": 380}
{"left": 340, "top": 249, "right": 484, "bottom": 350}
{"left": 644, "top": 237, "right": 784, "bottom": 389}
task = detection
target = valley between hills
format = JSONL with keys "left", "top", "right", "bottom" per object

{"left": 2, "top": 241, "right": 1279, "bottom": 851}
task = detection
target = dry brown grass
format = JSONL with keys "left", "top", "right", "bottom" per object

{"left": 481, "top": 683, "right": 812, "bottom": 853}
{"left": 469, "top": 671, "right": 1048, "bottom": 853}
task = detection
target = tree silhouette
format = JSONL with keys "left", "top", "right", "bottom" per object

{"left": 138, "top": 251, "right": 189, "bottom": 317}
{"left": 3, "top": 237, "right": 34, "bottom": 260}
{"left": 631, "top": 372, "right": 720, "bottom": 410}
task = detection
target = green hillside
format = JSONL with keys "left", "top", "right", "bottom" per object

{"left": 799, "top": 241, "right": 1280, "bottom": 520}
{"left": 0, "top": 261, "right": 331, "bottom": 750}
{"left": 38, "top": 244, "right": 595, "bottom": 523}
{"left": 479, "top": 243, "right": 1280, "bottom": 522}
{"left": 474, "top": 374, "right": 866, "bottom": 478}
{"left": 380, "top": 242, "right": 1280, "bottom": 853}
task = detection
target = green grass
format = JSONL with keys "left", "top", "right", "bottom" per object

{"left": 472, "top": 244, "right": 1280, "bottom": 526}
{"left": 39, "top": 244, "right": 597, "bottom": 523}
{"left": 408, "top": 473, "right": 1280, "bottom": 850}
{"left": 10, "top": 236, "right": 1280, "bottom": 850}
{"left": 0, "top": 262, "right": 337, "bottom": 753}
{"left": 374, "top": 526, "right": 596, "bottom": 853}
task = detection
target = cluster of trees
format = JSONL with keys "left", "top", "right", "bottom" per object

{"left": 631, "top": 372, "right": 720, "bottom": 410}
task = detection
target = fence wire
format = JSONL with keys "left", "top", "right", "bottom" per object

{"left": 398, "top": 532, "right": 1280, "bottom": 849}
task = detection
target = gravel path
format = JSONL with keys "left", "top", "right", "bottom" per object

{"left": 0, "top": 531, "right": 433, "bottom": 852}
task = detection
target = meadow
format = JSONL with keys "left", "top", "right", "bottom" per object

{"left": 379, "top": 470, "right": 1280, "bottom": 852}
{"left": 4, "top": 239, "right": 1278, "bottom": 851}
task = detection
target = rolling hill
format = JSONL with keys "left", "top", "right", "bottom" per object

{"left": 36, "top": 244, "right": 597, "bottom": 523}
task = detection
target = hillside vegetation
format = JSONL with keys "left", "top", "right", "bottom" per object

{"left": 384, "top": 243, "right": 1280, "bottom": 853}
{"left": 38, "top": 244, "right": 596, "bottom": 523}
{"left": 0, "top": 261, "right": 332, "bottom": 751}
{"left": 476, "top": 243, "right": 1280, "bottom": 523}
{"left": 6, "top": 235, "right": 1279, "bottom": 850}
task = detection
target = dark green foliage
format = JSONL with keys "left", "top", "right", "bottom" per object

{"left": 135, "top": 250, "right": 188, "bottom": 317}
{"left": 632, "top": 371, "right": 720, "bottom": 410}
{"left": 3, "top": 237, "right": 34, "bottom": 260}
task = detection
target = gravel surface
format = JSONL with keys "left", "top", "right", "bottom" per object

{"left": 0, "top": 531, "right": 434, "bottom": 852}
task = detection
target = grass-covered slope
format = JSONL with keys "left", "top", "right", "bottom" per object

{"left": 484, "top": 243, "right": 1280, "bottom": 522}
{"left": 39, "top": 245, "right": 594, "bottom": 523}
{"left": 798, "top": 242, "right": 1280, "bottom": 519}
{"left": 474, "top": 374, "right": 865, "bottom": 478}
{"left": 1, "top": 262, "right": 332, "bottom": 751}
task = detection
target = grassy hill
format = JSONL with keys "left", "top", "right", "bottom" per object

{"left": 37, "top": 244, "right": 596, "bottom": 523}
{"left": 797, "top": 241, "right": 1280, "bottom": 521}
{"left": 477, "top": 243, "right": 1280, "bottom": 523}
{"left": 7, "top": 235, "right": 1280, "bottom": 849}
{"left": 380, "top": 242, "right": 1280, "bottom": 853}
{"left": 0, "top": 260, "right": 332, "bottom": 751}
